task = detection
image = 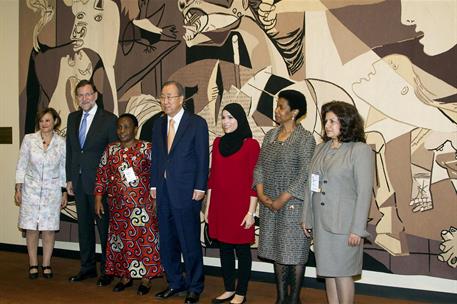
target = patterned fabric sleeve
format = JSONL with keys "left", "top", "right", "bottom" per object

{"left": 94, "top": 145, "right": 110, "bottom": 195}
{"left": 15, "top": 134, "right": 32, "bottom": 183}
{"left": 145, "top": 141, "right": 152, "bottom": 161}
{"left": 287, "top": 130, "right": 316, "bottom": 201}
{"left": 253, "top": 129, "right": 274, "bottom": 187}
{"left": 59, "top": 137, "right": 67, "bottom": 187}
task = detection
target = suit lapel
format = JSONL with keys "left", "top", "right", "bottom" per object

{"left": 160, "top": 115, "right": 168, "bottom": 156}
{"left": 75, "top": 111, "right": 83, "bottom": 148}
{"left": 32, "top": 131, "right": 44, "bottom": 151}
{"left": 169, "top": 111, "right": 190, "bottom": 154}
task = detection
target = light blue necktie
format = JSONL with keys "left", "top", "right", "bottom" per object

{"left": 79, "top": 112, "right": 89, "bottom": 147}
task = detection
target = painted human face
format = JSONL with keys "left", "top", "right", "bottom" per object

{"left": 352, "top": 55, "right": 457, "bottom": 132}
{"left": 117, "top": 117, "right": 137, "bottom": 144}
{"left": 221, "top": 109, "right": 238, "bottom": 133}
{"left": 70, "top": 0, "right": 119, "bottom": 62}
{"left": 401, "top": 0, "right": 457, "bottom": 55}
{"left": 274, "top": 97, "right": 296, "bottom": 124}
{"left": 324, "top": 111, "right": 341, "bottom": 141}
{"left": 39, "top": 112, "right": 55, "bottom": 133}
{"left": 160, "top": 84, "right": 184, "bottom": 117}
{"left": 77, "top": 84, "right": 97, "bottom": 112}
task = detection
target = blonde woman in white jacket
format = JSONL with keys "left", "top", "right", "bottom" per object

{"left": 15, "top": 108, "right": 67, "bottom": 279}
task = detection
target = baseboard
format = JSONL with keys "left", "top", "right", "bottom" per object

{"left": 1, "top": 243, "right": 455, "bottom": 303}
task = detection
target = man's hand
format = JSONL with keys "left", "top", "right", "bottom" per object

{"left": 66, "top": 181, "right": 74, "bottom": 196}
{"left": 192, "top": 190, "right": 205, "bottom": 201}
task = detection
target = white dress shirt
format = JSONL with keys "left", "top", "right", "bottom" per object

{"left": 167, "top": 107, "right": 184, "bottom": 133}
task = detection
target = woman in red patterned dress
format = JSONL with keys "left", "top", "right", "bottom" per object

{"left": 95, "top": 113, "right": 162, "bottom": 295}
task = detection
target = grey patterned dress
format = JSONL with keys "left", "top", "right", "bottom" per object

{"left": 253, "top": 124, "right": 316, "bottom": 264}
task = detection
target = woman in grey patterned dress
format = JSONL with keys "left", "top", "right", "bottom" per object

{"left": 254, "top": 90, "right": 315, "bottom": 304}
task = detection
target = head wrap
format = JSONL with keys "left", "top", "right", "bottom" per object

{"left": 219, "top": 103, "right": 252, "bottom": 157}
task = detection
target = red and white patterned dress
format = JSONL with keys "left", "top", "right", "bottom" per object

{"left": 95, "top": 140, "right": 162, "bottom": 279}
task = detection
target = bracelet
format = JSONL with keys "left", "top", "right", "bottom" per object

{"left": 247, "top": 212, "right": 256, "bottom": 217}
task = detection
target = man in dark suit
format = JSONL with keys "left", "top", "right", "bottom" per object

{"left": 66, "top": 80, "right": 117, "bottom": 286}
{"left": 150, "top": 81, "right": 209, "bottom": 304}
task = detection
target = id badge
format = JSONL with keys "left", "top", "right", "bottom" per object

{"left": 123, "top": 167, "right": 137, "bottom": 183}
{"left": 310, "top": 173, "right": 321, "bottom": 192}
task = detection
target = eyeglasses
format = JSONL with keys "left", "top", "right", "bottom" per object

{"left": 159, "top": 95, "right": 180, "bottom": 101}
{"left": 77, "top": 92, "right": 95, "bottom": 99}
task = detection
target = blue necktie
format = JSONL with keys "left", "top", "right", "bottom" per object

{"left": 79, "top": 112, "right": 89, "bottom": 147}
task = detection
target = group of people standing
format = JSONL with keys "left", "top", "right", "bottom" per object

{"left": 15, "top": 79, "right": 374, "bottom": 304}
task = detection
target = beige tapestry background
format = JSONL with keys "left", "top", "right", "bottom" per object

{"left": 18, "top": 0, "right": 456, "bottom": 280}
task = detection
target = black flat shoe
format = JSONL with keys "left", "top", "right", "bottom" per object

{"left": 155, "top": 287, "right": 187, "bottom": 299}
{"left": 137, "top": 284, "right": 151, "bottom": 296}
{"left": 41, "top": 266, "right": 53, "bottom": 279}
{"left": 69, "top": 270, "right": 97, "bottom": 282}
{"left": 97, "top": 274, "right": 113, "bottom": 286}
{"left": 212, "top": 293, "right": 235, "bottom": 303}
{"left": 28, "top": 265, "right": 39, "bottom": 280}
{"left": 185, "top": 291, "right": 200, "bottom": 304}
{"left": 112, "top": 279, "right": 133, "bottom": 292}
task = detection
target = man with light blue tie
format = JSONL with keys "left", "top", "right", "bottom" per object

{"left": 65, "top": 80, "right": 117, "bottom": 286}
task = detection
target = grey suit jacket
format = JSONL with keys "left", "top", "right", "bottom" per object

{"left": 66, "top": 107, "right": 117, "bottom": 194}
{"left": 302, "top": 141, "right": 374, "bottom": 237}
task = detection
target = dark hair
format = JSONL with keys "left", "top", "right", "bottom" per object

{"left": 162, "top": 80, "right": 184, "bottom": 97}
{"left": 35, "top": 107, "right": 62, "bottom": 131}
{"left": 321, "top": 101, "right": 366, "bottom": 143}
{"left": 118, "top": 113, "right": 139, "bottom": 127}
{"left": 75, "top": 79, "right": 97, "bottom": 96}
{"left": 278, "top": 90, "right": 307, "bottom": 121}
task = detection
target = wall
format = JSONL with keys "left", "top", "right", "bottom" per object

{"left": 0, "top": 0, "right": 22, "bottom": 246}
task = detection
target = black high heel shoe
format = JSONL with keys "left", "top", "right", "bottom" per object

{"left": 137, "top": 283, "right": 151, "bottom": 295}
{"left": 41, "top": 266, "right": 53, "bottom": 279}
{"left": 112, "top": 279, "right": 133, "bottom": 292}
{"left": 29, "top": 265, "right": 39, "bottom": 279}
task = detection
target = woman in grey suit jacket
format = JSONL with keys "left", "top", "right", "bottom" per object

{"left": 302, "top": 101, "right": 374, "bottom": 304}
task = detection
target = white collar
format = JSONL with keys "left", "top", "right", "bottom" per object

{"left": 167, "top": 107, "right": 184, "bottom": 123}
{"left": 84, "top": 104, "right": 98, "bottom": 116}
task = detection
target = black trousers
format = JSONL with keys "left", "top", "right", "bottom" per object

{"left": 219, "top": 242, "right": 252, "bottom": 296}
{"left": 75, "top": 175, "right": 109, "bottom": 275}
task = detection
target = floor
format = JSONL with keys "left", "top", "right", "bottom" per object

{"left": 0, "top": 251, "right": 428, "bottom": 304}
